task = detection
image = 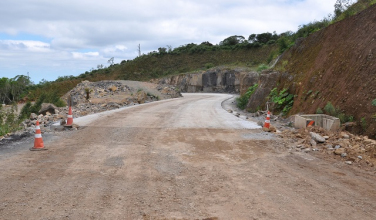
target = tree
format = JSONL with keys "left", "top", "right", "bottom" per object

{"left": 0, "top": 77, "right": 10, "bottom": 104}
{"left": 0, "top": 75, "right": 31, "bottom": 104}
{"left": 220, "top": 35, "right": 246, "bottom": 46}
{"left": 334, "top": 0, "right": 354, "bottom": 18}
{"left": 248, "top": 34, "right": 256, "bottom": 43}
{"left": 200, "top": 41, "right": 213, "bottom": 46}
{"left": 158, "top": 47, "right": 167, "bottom": 54}
{"left": 166, "top": 45, "right": 172, "bottom": 53}
{"left": 108, "top": 57, "right": 114, "bottom": 65}
{"left": 256, "top": 32, "right": 273, "bottom": 44}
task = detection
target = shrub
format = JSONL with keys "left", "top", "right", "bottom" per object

{"left": 372, "top": 99, "right": 376, "bottom": 106}
{"left": 257, "top": 64, "right": 268, "bottom": 72}
{"left": 269, "top": 88, "right": 295, "bottom": 114}
{"left": 324, "top": 102, "right": 336, "bottom": 116}
{"left": 19, "top": 92, "right": 66, "bottom": 120}
{"left": 205, "top": 63, "right": 214, "bottom": 69}
{"left": 0, "top": 105, "right": 22, "bottom": 136}
{"left": 236, "top": 84, "right": 258, "bottom": 110}
{"left": 316, "top": 107, "right": 323, "bottom": 114}
{"left": 361, "top": 117, "right": 367, "bottom": 131}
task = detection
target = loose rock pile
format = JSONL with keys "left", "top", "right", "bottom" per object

{"left": 58, "top": 80, "right": 180, "bottom": 118}
{"left": 279, "top": 126, "right": 376, "bottom": 168}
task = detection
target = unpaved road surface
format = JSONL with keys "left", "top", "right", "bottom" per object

{"left": 1, "top": 93, "right": 376, "bottom": 220}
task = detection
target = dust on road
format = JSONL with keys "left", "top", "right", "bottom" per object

{"left": 0, "top": 94, "right": 375, "bottom": 219}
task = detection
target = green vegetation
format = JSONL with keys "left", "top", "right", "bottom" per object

{"left": 19, "top": 92, "right": 65, "bottom": 121}
{"left": 361, "top": 117, "right": 367, "bottom": 131}
{"left": 321, "top": 101, "right": 354, "bottom": 123}
{"left": 205, "top": 63, "right": 215, "bottom": 69}
{"left": 269, "top": 88, "right": 295, "bottom": 114}
{"left": 324, "top": 101, "right": 336, "bottom": 116}
{"left": 316, "top": 107, "right": 324, "bottom": 114}
{"left": 334, "top": 0, "right": 376, "bottom": 22}
{"left": 236, "top": 84, "right": 258, "bottom": 110}
{"left": 372, "top": 99, "right": 376, "bottom": 106}
{"left": 257, "top": 64, "right": 269, "bottom": 72}
{"left": 0, "top": 105, "right": 22, "bottom": 136}
{"left": 0, "top": 75, "right": 32, "bottom": 105}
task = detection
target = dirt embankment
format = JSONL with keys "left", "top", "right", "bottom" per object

{"left": 274, "top": 4, "right": 376, "bottom": 138}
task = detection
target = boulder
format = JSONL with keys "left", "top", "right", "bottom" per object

{"left": 334, "top": 148, "right": 346, "bottom": 155}
{"left": 341, "top": 132, "right": 350, "bottom": 139}
{"left": 269, "top": 125, "right": 277, "bottom": 132}
{"left": 39, "top": 103, "right": 58, "bottom": 115}
{"left": 30, "top": 113, "right": 38, "bottom": 120}
{"left": 137, "top": 91, "right": 147, "bottom": 104}
{"left": 108, "top": 85, "right": 118, "bottom": 92}
{"left": 310, "top": 139, "right": 317, "bottom": 147}
{"left": 310, "top": 132, "right": 326, "bottom": 143}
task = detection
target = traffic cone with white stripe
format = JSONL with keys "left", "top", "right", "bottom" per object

{"left": 30, "top": 120, "right": 47, "bottom": 151}
{"left": 66, "top": 106, "right": 73, "bottom": 126}
{"left": 263, "top": 111, "right": 271, "bottom": 129}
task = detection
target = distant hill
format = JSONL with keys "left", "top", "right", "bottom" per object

{"left": 28, "top": 43, "right": 278, "bottom": 99}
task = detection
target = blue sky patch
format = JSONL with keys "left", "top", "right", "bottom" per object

{"left": 0, "top": 32, "right": 51, "bottom": 42}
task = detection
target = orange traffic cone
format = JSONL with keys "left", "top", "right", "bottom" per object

{"left": 263, "top": 111, "right": 271, "bottom": 129}
{"left": 66, "top": 106, "right": 73, "bottom": 126}
{"left": 30, "top": 121, "right": 47, "bottom": 151}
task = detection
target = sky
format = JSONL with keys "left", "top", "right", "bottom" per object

{"left": 0, "top": 0, "right": 337, "bottom": 84}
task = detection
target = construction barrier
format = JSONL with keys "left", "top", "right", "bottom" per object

{"left": 66, "top": 106, "right": 73, "bottom": 126}
{"left": 263, "top": 111, "right": 271, "bottom": 129}
{"left": 30, "top": 121, "right": 47, "bottom": 151}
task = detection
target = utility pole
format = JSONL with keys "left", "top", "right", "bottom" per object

{"left": 138, "top": 44, "right": 141, "bottom": 57}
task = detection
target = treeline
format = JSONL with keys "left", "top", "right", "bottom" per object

{"left": 0, "top": 75, "right": 32, "bottom": 105}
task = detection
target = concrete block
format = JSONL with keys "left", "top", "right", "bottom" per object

{"left": 294, "top": 114, "right": 340, "bottom": 131}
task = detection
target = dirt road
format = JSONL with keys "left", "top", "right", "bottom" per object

{"left": 1, "top": 93, "right": 375, "bottom": 219}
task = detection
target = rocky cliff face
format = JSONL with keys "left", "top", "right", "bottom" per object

{"left": 154, "top": 68, "right": 247, "bottom": 93}
{"left": 153, "top": 67, "right": 267, "bottom": 95}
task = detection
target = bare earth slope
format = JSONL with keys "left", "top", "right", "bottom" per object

{"left": 277, "top": 4, "right": 376, "bottom": 137}
{"left": 0, "top": 94, "right": 375, "bottom": 219}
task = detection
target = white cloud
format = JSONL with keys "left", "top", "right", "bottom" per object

{"left": 0, "top": 40, "right": 50, "bottom": 52}
{"left": 71, "top": 51, "right": 100, "bottom": 59}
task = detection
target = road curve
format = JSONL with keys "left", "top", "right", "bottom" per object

{"left": 0, "top": 93, "right": 375, "bottom": 219}
{"left": 73, "top": 93, "right": 259, "bottom": 129}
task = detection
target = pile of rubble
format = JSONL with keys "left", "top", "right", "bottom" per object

{"left": 279, "top": 126, "right": 376, "bottom": 168}
{"left": 226, "top": 102, "right": 376, "bottom": 170}
{"left": 58, "top": 80, "right": 180, "bottom": 118}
